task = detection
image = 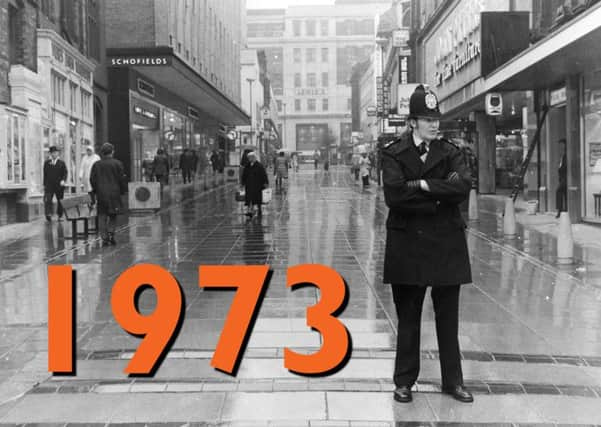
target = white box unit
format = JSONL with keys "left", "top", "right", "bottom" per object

{"left": 128, "top": 182, "right": 161, "bottom": 211}
{"left": 224, "top": 165, "right": 239, "bottom": 182}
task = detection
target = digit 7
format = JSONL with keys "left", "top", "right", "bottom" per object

{"left": 111, "top": 264, "right": 183, "bottom": 375}
{"left": 199, "top": 265, "right": 270, "bottom": 374}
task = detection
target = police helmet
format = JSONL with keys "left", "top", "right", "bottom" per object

{"left": 409, "top": 84, "right": 441, "bottom": 119}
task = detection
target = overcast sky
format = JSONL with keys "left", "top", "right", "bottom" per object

{"left": 247, "top": 0, "right": 335, "bottom": 8}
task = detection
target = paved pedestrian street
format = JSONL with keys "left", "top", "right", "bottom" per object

{"left": 2, "top": 167, "right": 601, "bottom": 426}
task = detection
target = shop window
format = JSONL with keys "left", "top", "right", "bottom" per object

{"left": 583, "top": 69, "right": 601, "bottom": 219}
{"left": 6, "top": 114, "right": 26, "bottom": 184}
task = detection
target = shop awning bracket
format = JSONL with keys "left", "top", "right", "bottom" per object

{"left": 511, "top": 104, "right": 549, "bottom": 202}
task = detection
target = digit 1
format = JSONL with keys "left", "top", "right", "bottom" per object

{"left": 199, "top": 265, "right": 270, "bottom": 374}
{"left": 111, "top": 264, "right": 183, "bottom": 375}
{"left": 48, "top": 265, "right": 74, "bottom": 373}
{"left": 284, "top": 264, "right": 351, "bottom": 375}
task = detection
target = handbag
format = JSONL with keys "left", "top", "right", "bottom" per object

{"left": 235, "top": 190, "right": 246, "bottom": 202}
{"left": 262, "top": 188, "right": 272, "bottom": 204}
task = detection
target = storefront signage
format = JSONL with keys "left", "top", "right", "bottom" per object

{"left": 431, "top": 0, "right": 484, "bottom": 88}
{"left": 392, "top": 29, "right": 409, "bottom": 48}
{"left": 397, "top": 84, "right": 419, "bottom": 117}
{"left": 550, "top": 87, "right": 567, "bottom": 106}
{"left": 110, "top": 56, "right": 171, "bottom": 66}
{"left": 134, "top": 105, "right": 157, "bottom": 120}
{"left": 294, "top": 88, "right": 328, "bottom": 96}
{"left": 589, "top": 142, "right": 601, "bottom": 168}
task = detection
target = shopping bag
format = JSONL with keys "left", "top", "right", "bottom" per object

{"left": 235, "top": 190, "right": 246, "bottom": 202}
{"left": 262, "top": 188, "right": 272, "bottom": 204}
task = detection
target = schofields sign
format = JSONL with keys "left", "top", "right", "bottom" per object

{"left": 110, "top": 56, "right": 172, "bottom": 66}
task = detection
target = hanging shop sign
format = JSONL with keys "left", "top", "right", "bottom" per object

{"left": 550, "top": 87, "right": 567, "bottom": 106}
{"left": 397, "top": 84, "right": 419, "bottom": 117}
{"left": 392, "top": 28, "right": 410, "bottom": 48}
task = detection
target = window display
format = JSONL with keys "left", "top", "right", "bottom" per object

{"left": 583, "top": 69, "right": 601, "bottom": 220}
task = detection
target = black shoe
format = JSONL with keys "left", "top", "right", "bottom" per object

{"left": 442, "top": 385, "right": 474, "bottom": 403}
{"left": 393, "top": 386, "right": 413, "bottom": 403}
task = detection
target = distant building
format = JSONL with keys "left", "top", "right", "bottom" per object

{"left": 247, "top": 2, "right": 389, "bottom": 161}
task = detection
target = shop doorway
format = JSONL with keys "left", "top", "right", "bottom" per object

{"left": 545, "top": 104, "right": 567, "bottom": 214}
{"left": 133, "top": 128, "right": 160, "bottom": 182}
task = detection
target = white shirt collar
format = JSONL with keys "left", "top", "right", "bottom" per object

{"left": 413, "top": 133, "right": 429, "bottom": 149}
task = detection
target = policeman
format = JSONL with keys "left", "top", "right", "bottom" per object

{"left": 381, "top": 85, "right": 473, "bottom": 403}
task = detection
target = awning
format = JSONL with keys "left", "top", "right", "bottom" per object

{"left": 485, "top": 4, "right": 601, "bottom": 92}
{"left": 107, "top": 46, "right": 250, "bottom": 126}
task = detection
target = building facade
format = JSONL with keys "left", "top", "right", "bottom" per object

{"left": 412, "top": 0, "right": 601, "bottom": 224}
{"left": 0, "top": 0, "right": 101, "bottom": 220}
{"left": 105, "top": 0, "right": 249, "bottom": 180}
{"left": 247, "top": 1, "right": 389, "bottom": 162}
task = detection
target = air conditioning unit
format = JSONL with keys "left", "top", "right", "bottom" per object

{"left": 128, "top": 182, "right": 161, "bottom": 211}
{"left": 224, "top": 165, "right": 239, "bottom": 183}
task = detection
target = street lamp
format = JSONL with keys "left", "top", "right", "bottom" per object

{"left": 247, "top": 78, "right": 255, "bottom": 151}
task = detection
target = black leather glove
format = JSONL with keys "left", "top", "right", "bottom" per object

{"left": 447, "top": 172, "right": 460, "bottom": 182}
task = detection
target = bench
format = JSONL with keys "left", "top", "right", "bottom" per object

{"left": 61, "top": 194, "right": 98, "bottom": 238}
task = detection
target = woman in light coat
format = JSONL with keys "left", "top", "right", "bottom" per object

{"left": 79, "top": 145, "right": 100, "bottom": 194}
{"left": 359, "top": 153, "right": 371, "bottom": 189}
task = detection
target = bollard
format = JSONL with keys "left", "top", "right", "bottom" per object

{"left": 557, "top": 212, "right": 574, "bottom": 265}
{"left": 503, "top": 197, "right": 516, "bottom": 238}
{"left": 468, "top": 189, "right": 478, "bottom": 221}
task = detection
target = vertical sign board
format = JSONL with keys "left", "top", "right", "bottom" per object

{"left": 397, "top": 84, "right": 420, "bottom": 117}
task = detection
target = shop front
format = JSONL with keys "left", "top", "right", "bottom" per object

{"left": 107, "top": 47, "right": 249, "bottom": 181}
{"left": 483, "top": 3, "right": 601, "bottom": 222}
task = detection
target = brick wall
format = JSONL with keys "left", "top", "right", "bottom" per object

{"left": 20, "top": 1, "right": 37, "bottom": 72}
{"left": 0, "top": 2, "right": 9, "bottom": 104}
{"left": 105, "top": 0, "right": 156, "bottom": 48}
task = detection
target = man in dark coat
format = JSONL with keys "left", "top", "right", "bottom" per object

{"left": 90, "top": 143, "right": 128, "bottom": 246}
{"left": 153, "top": 148, "right": 170, "bottom": 190}
{"left": 179, "top": 149, "right": 195, "bottom": 184}
{"left": 382, "top": 85, "right": 473, "bottom": 404}
{"left": 43, "top": 146, "right": 68, "bottom": 222}
{"left": 241, "top": 152, "right": 268, "bottom": 218}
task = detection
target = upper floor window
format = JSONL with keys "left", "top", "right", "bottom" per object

{"left": 307, "top": 73, "right": 316, "bottom": 87}
{"left": 306, "top": 48, "right": 315, "bottom": 63}
{"left": 321, "top": 48, "right": 329, "bottom": 62}
{"left": 293, "top": 48, "right": 301, "bottom": 63}
{"left": 294, "top": 99, "right": 301, "bottom": 111}
{"left": 294, "top": 73, "right": 302, "bottom": 87}
{"left": 293, "top": 20, "right": 301, "bottom": 36}
{"left": 320, "top": 20, "right": 329, "bottom": 36}
{"left": 306, "top": 20, "right": 316, "bottom": 36}
{"left": 307, "top": 99, "right": 316, "bottom": 112}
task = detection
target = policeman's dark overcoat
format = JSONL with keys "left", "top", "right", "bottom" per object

{"left": 382, "top": 131, "right": 472, "bottom": 286}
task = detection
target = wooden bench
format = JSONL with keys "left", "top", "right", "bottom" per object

{"left": 61, "top": 195, "right": 98, "bottom": 239}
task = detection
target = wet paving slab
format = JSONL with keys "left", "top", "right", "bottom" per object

{"left": 2, "top": 167, "right": 601, "bottom": 423}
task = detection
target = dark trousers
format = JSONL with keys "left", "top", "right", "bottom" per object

{"left": 182, "top": 168, "right": 192, "bottom": 184}
{"left": 362, "top": 175, "right": 370, "bottom": 187}
{"left": 98, "top": 212, "right": 117, "bottom": 239}
{"left": 44, "top": 189, "right": 64, "bottom": 217}
{"left": 391, "top": 284, "right": 463, "bottom": 388}
{"left": 556, "top": 185, "right": 567, "bottom": 212}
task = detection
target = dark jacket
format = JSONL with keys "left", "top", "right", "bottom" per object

{"left": 90, "top": 157, "right": 128, "bottom": 215}
{"left": 180, "top": 151, "right": 196, "bottom": 171}
{"left": 153, "top": 154, "right": 170, "bottom": 176}
{"left": 241, "top": 161, "right": 268, "bottom": 205}
{"left": 43, "top": 159, "right": 68, "bottom": 192}
{"left": 381, "top": 131, "right": 472, "bottom": 286}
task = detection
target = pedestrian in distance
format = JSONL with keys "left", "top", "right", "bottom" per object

{"left": 556, "top": 138, "right": 567, "bottom": 218}
{"left": 43, "top": 146, "right": 68, "bottom": 222}
{"left": 90, "top": 143, "right": 128, "bottom": 246}
{"left": 79, "top": 145, "right": 100, "bottom": 202}
{"left": 274, "top": 151, "right": 289, "bottom": 192}
{"left": 241, "top": 151, "right": 268, "bottom": 218}
{"left": 359, "top": 152, "right": 371, "bottom": 189}
{"left": 291, "top": 153, "right": 299, "bottom": 172}
{"left": 179, "top": 148, "right": 195, "bottom": 184}
{"left": 381, "top": 84, "right": 474, "bottom": 404}
{"left": 141, "top": 151, "right": 155, "bottom": 182}
{"left": 153, "top": 148, "right": 170, "bottom": 191}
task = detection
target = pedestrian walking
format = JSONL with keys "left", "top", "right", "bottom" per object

{"left": 79, "top": 145, "right": 100, "bottom": 199}
{"left": 141, "top": 151, "right": 154, "bottom": 182}
{"left": 313, "top": 150, "right": 320, "bottom": 170}
{"left": 291, "top": 153, "right": 299, "bottom": 172}
{"left": 179, "top": 148, "right": 195, "bottom": 184}
{"left": 274, "top": 151, "right": 289, "bottom": 191}
{"left": 153, "top": 148, "right": 170, "bottom": 190}
{"left": 90, "top": 143, "right": 128, "bottom": 246}
{"left": 381, "top": 84, "right": 473, "bottom": 404}
{"left": 556, "top": 138, "right": 567, "bottom": 218}
{"left": 43, "top": 146, "right": 68, "bottom": 222}
{"left": 241, "top": 151, "right": 268, "bottom": 218}
{"left": 359, "top": 153, "right": 371, "bottom": 189}
{"left": 351, "top": 153, "right": 361, "bottom": 181}
{"left": 210, "top": 150, "right": 220, "bottom": 173}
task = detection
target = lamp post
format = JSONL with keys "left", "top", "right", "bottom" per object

{"left": 247, "top": 78, "right": 255, "bottom": 150}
